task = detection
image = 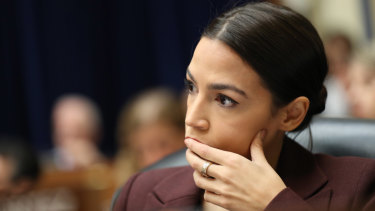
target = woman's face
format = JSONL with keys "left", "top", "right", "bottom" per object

{"left": 185, "top": 37, "right": 283, "bottom": 158}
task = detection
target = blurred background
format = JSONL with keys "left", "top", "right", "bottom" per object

{"left": 1, "top": 0, "right": 375, "bottom": 210}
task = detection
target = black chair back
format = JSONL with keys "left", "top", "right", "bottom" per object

{"left": 290, "top": 117, "right": 375, "bottom": 158}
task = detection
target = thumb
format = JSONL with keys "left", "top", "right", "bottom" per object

{"left": 250, "top": 129, "right": 267, "bottom": 163}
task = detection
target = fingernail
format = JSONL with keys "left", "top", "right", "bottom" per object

{"left": 184, "top": 138, "right": 191, "bottom": 146}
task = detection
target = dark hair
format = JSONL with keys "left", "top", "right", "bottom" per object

{"left": 0, "top": 136, "right": 41, "bottom": 183}
{"left": 203, "top": 2, "right": 328, "bottom": 131}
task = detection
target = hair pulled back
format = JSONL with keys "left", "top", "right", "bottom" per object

{"left": 203, "top": 2, "right": 328, "bottom": 131}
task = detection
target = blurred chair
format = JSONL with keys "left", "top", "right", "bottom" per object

{"left": 289, "top": 117, "right": 375, "bottom": 158}
{"left": 142, "top": 148, "right": 187, "bottom": 171}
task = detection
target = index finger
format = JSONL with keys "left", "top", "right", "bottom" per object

{"left": 184, "top": 138, "right": 232, "bottom": 165}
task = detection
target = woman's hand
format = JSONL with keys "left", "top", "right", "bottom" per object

{"left": 185, "top": 131, "right": 286, "bottom": 211}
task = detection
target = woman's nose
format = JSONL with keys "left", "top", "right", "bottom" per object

{"left": 185, "top": 97, "right": 209, "bottom": 131}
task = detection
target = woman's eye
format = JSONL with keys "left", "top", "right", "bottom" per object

{"left": 184, "top": 79, "right": 197, "bottom": 94}
{"left": 215, "top": 94, "right": 238, "bottom": 107}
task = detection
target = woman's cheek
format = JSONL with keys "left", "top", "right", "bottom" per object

{"left": 212, "top": 124, "right": 254, "bottom": 155}
{"left": 209, "top": 111, "right": 268, "bottom": 154}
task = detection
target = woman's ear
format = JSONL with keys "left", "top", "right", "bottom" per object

{"left": 279, "top": 97, "right": 310, "bottom": 131}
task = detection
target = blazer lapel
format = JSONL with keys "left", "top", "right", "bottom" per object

{"left": 144, "top": 166, "right": 202, "bottom": 211}
{"left": 277, "top": 137, "right": 332, "bottom": 210}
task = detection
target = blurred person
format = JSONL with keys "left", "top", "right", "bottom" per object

{"left": 321, "top": 32, "right": 353, "bottom": 117}
{"left": 48, "top": 94, "right": 105, "bottom": 171}
{"left": 325, "top": 33, "right": 353, "bottom": 79}
{"left": 347, "top": 47, "right": 375, "bottom": 119}
{"left": 34, "top": 94, "right": 115, "bottom": 211}
{"left": 0, "top": 136, "right": 40, "bottom": 198}
{"left": 114, "top": 88, "right": 185, "bottom": 186}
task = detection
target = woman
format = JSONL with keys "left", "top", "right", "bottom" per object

{"left": 114, "top": 2, "right": 375, "bottom": 211}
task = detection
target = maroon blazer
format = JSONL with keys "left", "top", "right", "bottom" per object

{"left": 114, "top": 138, "right": 375, "bottom": 211}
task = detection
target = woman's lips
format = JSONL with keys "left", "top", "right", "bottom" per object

{"left": 185, "top": 136, "right": 202, "bottom": 143}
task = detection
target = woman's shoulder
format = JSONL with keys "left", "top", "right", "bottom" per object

{"left": 284, "top": 137, "right": 375, "bottom": 179}
{"left": 315, "top": 153, "right": 375, "bottom": 172}
{"left": 280, "top": 138, "right": 375, "bottom": 201}
{"left": 315, "top": 154, "right": 375, "bottom": 209}
{"left": 272, "top": 143, "right": 375, "bottom": 210}
{"left": 315, "top": 153, "right": 375, "bottom": 180}
{"left": 113, "top": 166, "right": 199, "bottom": 211}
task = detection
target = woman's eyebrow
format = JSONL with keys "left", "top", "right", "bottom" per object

{"left": 186, "top": 68, "right": 247, "bottom": 98}
{"left": 208, "top": 83, "right": 248, "bottom": 98}
{"left": 186, "top": 68, "right": 197, "bottom": 84}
